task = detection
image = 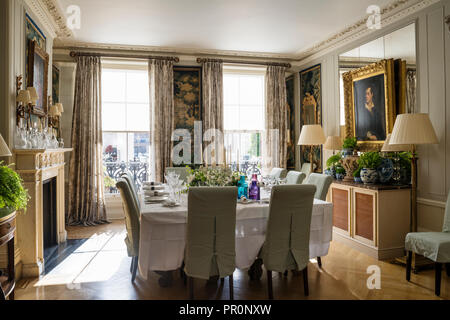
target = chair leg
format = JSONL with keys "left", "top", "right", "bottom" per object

{"left": 435, "top": 263, "right": 442, "bottom": 296}
{"left": 229, "top": 274, "right": 234, "bottom": 300}
{"left": 267, "top": 270, "right": 273, "bottom": 300}
{"left": 317, "top": 257, "right": 322, "bottom": 268}
{"left": 130, "top": 257, "right": 134, "bottom": 273}
{"left": 445, "top": 263, "right": 450, "bottom": 277}
{"left": 283, "top": 270, "right": 288, "bottom": 277}
{"left": 303, "top": 266, "right": 309, "bottom": 296}
{"left": 131, "top": 256, "right": 138, "bottom": 283}
{"left": 406, "top": 251, "right": 412, "bottom": 281}
{"left": 188, "top": 277, "right": 194, "bottom": 300}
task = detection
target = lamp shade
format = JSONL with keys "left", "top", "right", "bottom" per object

{"left": 0, "top": 134, "right": 12, "bottom": 157}
{"left": 390, "top": 113, "right": 438, "bottom": 145}
{"left": 55, "top": 103, "right": 64, "bottom": 113}
{"left": 27, "top": 87, "right": 38, "bottom": 104}
{"left": 297, "top": 125, "right": 326, "bottom": 145}
{"left": 323, "top": 136, "right": 342, "bottom": 150}
{"left": 48, "top": 104, "right": 60, "bottom": 117}
{"left": 17, "top": 89, "right": 31, "bottom": 104}
{"left": 381, "top": 134, "right": 413, "bottom": 152}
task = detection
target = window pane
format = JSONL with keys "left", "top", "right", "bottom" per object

{"left": 239, "top": 106, "right": 264, "bottom": 130}
{"left": 102, "top": 70, "right": 126, "bottom": 102}
{"left": 126, "top": 103, "right": 150, "bottom": 131}
{"left": 103, "top": 132, "right": 127, "bottom": 163}
{"left": 127, "top": 132, "right": 150, "bottom": 162}
{"left": 224, "top": 74, "right": 239, "bottom": 105}
{"left": 126, "top": 71, "right": 149, "bottom": 103}
{"left": 224, "top": 105, "right": 240, "bottom": 130}
{"left": 102, "top": 103, "right": 126, "bottom": 131}
{"left": 239, "top": 75, "right": 263, "bottom": 105}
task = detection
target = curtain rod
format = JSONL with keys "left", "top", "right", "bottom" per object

{"left": 196, "top": 58, "right": 291, "bottom": 68}
{"left": 69, "top": 51, "right": 180, "bottom": 62}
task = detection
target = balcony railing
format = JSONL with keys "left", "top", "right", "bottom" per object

{"left": 104, "top": 160, "right": 149, "bottom": 193}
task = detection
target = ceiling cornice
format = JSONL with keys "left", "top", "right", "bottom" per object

{"left": 50, "top": 0, "right": 437, "bottom": 63}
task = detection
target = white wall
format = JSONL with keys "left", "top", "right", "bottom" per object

{"left": 292, "top": 0, "right": 450, "bottom": 232}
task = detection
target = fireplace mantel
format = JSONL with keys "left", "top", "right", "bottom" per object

{"left": 13, "top": 148, "right": 72, "bottom": 277}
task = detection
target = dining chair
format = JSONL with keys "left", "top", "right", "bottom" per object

{"left": 184, "top": 186, "right": 238, "bottom": 299}
{"left": 286, "top": 170, "right": 306, "bottom": 185}
{"left": 405, "top": 191, "right": 450, "bottom": 296}
{"left": 259, "top": 184, "right": 316, "bottom": 299}
{"left": 165, "top": 166, "right": 190, "bottom": 183}
{"left": 269, "top": 167, "right": 287, "bottom": 180}
{"left": 116, "top": 178, "right": 140, "bottom": 283}
{"left": 121, "top": 172, "right": 141, "bottom": 211}
{"left": 300, "top": 162, "right": 311, "bottom": 178}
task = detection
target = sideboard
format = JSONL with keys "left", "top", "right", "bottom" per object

{"left": 327, "top": 180, "right": 411, "bottom": 260}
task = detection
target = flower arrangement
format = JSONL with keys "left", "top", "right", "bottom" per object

{"left": 187, "top": 166, "right": 242, "bottom": 187}
{"left": 0, "top": 161, "right": 29, "bottom": 216}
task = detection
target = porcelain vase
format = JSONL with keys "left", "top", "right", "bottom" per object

{"left": 360, "top": 168, "right": 378, "bottom": 184}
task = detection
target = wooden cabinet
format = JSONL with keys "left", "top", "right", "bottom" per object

{"left": 0, "top": 211, "right": 16, "bottom": 300}
{"left": 328, "top": 181, "right": 411, "bottom": 260}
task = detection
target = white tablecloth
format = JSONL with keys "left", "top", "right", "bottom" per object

{"left": 138, "top": 194, "right": 333, "bottom": 280}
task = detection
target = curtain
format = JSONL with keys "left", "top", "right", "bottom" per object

{"left": 406, "top": 69, "right": 416, "bottom": 114}
{"left": 201, "top": 61, "right": 224, "bottom": 165}
{"left": 68, "top": 56, "right": 107, "bottom": 226}
{"left": 149, "top": 59, "right": 174, "bottom": 182}
{"left": 264, "top": 65, "right": 287, "bottom": 172}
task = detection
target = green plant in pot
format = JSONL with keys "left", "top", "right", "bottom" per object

{"left": 342, "top": 137, "right": 357, "bottom": 156}
{"left": 335, "top": 165, "right": 346, "bottom": 180}
{"left": 325, "top": 152, "right": 342, "bottom": 178}
{"left": 0, "top": 161, "right": 29, "bottom": 218}
{"left": 353, "top": 166, "right": 362, "bottom": 183}
{"left": 357, "top": 152, "right": 382, "bottom": 184}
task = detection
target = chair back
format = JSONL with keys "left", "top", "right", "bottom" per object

{"left": 165, "top": 167, "right": 190, "bottom": 183}
{"left": 185, "top": 186, "right": 238, "bottom": 280}
{"left": 269, "top": 167, "right": 287, "bottom": 179}
{"left": 286, "top": 170, "right": 306, "bottom": 185}
{"left": 442, "top": 191, "right": 450, "bottom": 232}
{"left": 261, "top": 184, "right": 316, "bottom": 272}
{"left": 121, "top": 172, "right": 140, "bottom": 210}
{"left": 116, "top": 179, "right": 140, "bottom": 257}
{"left": 305, "top": 173, "right": 332, "bottom": 201}
{"left": 300, "top": 163, "right": 311, "bottom": 177}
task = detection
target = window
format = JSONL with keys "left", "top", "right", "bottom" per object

{"left": 223, "top": 67, "right": 265, "bottom": 172}
{"left": 102, "top": 65, "right": 150, "bottom": 193}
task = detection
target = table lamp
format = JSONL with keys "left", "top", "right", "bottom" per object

{"left": 323, "top": 136, "right": 342, "bottom": 155}
{"left": 298, "top": 125, "right": 326, "bottom": 174}
{"left": 389, "top": 113, "right": 438, "bottom": 232}
{"left": 0, "top": 134, "right": 12, "bottom": 157}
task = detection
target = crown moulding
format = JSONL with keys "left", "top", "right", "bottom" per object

{"left": 50, "top": 0, "right": 436, "bottom": 62}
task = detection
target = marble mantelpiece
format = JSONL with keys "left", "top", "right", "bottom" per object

{"left": 13, "top": 148, "right": 72, "bottom": 277}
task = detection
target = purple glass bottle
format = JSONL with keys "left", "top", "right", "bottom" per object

{"left": 248, "top": 174, "right": 260, "bottom": 200}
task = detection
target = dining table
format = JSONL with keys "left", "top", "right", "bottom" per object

{"left": 137, "top": 188, "right": 333, "bottom": 286}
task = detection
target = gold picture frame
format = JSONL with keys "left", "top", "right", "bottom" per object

{"left": 343, "top": 59, "right": 396, "bottom": 151}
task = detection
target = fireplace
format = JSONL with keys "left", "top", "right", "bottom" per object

{"left": 43, "top": 177, "right": 57, "bottom": 265}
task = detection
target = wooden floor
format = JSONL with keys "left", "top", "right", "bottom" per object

{"left": 14, "top": 220, "right": 449, "bottom": 300}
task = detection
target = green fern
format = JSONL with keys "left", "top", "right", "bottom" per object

{"left": 0, "top": 161, "right": 29, "bottom": 212}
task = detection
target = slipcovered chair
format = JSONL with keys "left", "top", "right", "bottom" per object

{"left": 116, "top": 179, "right": 140, "bottom": 282}
{"left": 165, "top": 166, "right": 190, "bottom": 183}
{"left": 184, "top": 187, "right": 238, "bottom": 299}
{"left": 286, "top": 170, "right": 306, "bottom": 185}
{"left": 121, "top": 172, "right": 141, "bottom": 211}
{"left": 259, "top": 184, "right": 316, "bottom": 299}
{"left": 269, "top": 167, "right": 287, "bottom": 180}
{"left": 300, "top": 162, "right": 311, "bottom": 178}
{"left": 406, "top": 191, "right": 450, "bottom": 296}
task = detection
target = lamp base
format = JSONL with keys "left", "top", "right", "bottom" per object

{"left": 392, "top": 253, "right": 434, "bottom": 273}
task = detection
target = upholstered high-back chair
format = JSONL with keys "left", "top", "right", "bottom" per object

{"left": 165, "top": 167, "right": 190, "bottom": 183}
{"left": 269, "top": 167, "right": 287, "bottom": 180}
{"left": 405, "top": 191, "right": 450, "bottom": 296}
{"left": 116, "top": 178, "right": 140, "bottom": 282}
{"left": 305, "top": 173, "right": 333, "bottom": 201}
{"left": 184, "top": 186, "right": 238, "bottom": 299}
{"left": 259, "top": 184, "right": 316, "bottom": 299}
{"left": 121, "top": 172, "right": 140, "bottom": 211}
{"left": 300, "top": 162, "right": 311, "bottom": 178}
{"left": 286, "top": 170, "right": 306, "bottom": 185}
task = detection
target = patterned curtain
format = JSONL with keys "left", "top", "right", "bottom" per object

{"left": 68, "top": 56, "right": 107, "bottom": 226}
{"left": 264, "top": 65, "right": 287, "bottom": 171}
{"left": 149, "top": 59, "right": 174, "bottom": 182}
{"left": 406, "top": 69, "right": 416, "bottom": 114}
{"left": 201, "top": 61, "right": 224, "bottom": 165}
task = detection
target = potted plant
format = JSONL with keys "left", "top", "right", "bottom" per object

{"left": 342, "top": 137, "right": 357, "bottom": 156}
{"left": 0, "top": 161, "right": 29, "bottom": 218}
{"left": 325, "top": 152, "right": 342, "bottom": 178}
{"left": 353, "top": 166, "right": 362, "bottom": 183}
{"left": 335, "top": 165, "right": 346, "bottom": 180}
{"left": 357, "top": 152, "right": 382, "bottom": 184}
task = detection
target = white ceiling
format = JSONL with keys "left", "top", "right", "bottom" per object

{"left": 58, "top": 0, "right": 395, "bottom": 55}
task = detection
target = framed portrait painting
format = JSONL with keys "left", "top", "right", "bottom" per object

{"left": 27, "top": 39, "right": 49, "bottom": 117}
{"left": 299, "top": 64, "right": 322, "bottom": 172}
{"left": 343, "top": 59, "right": 396, "bottom": 151}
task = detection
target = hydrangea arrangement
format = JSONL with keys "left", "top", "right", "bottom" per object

{"left": 187, "top": 166, "right": 242, "bottom": 187}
